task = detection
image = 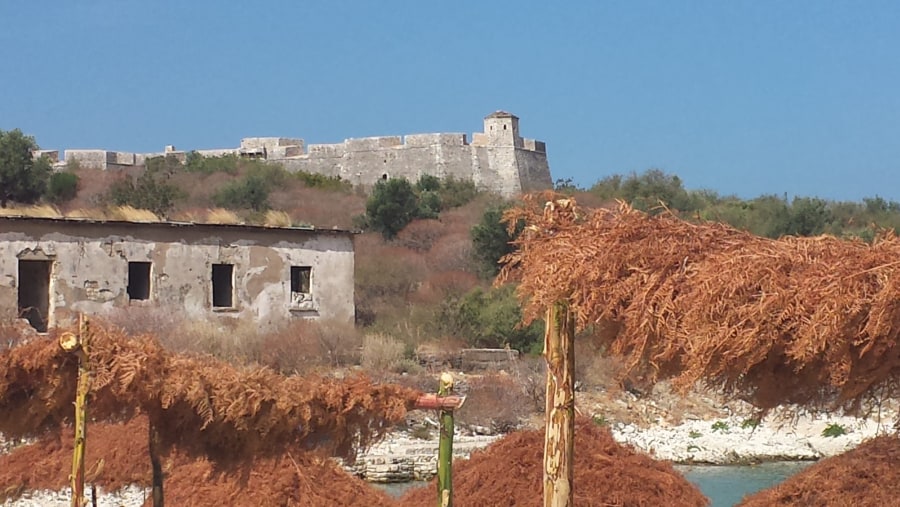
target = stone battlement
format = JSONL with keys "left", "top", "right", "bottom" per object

{"left": 42, "top": 111, "right": 552, "bottom": 197}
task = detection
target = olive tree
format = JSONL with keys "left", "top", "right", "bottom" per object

{"left": 0, "top": 129, "right": 52, "bottom": 207}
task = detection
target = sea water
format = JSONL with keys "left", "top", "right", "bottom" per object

{"left": 679, "top": 462, "right": 812, "bottom": 506}
{"left": 375, "top": 461, "right": 812, "bottom": 506}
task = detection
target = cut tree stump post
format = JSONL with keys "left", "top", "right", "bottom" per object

{"left": 543, "top": 301, "right": 575, "bottom": 507}
{"left": 59, "top": 314, "right": 91, "bottom": 507}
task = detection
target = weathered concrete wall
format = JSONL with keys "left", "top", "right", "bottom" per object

{"left": 0, "top": 218, "right": 355, "bottom": 330}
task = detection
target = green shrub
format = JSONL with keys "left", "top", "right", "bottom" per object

{"left": 822, "top": 422, "right": 847, "bottom": 438}
{"left": 711, "top": 420, "right": 729, "bottom": 433}
{"left": 212, "top": 174, "right": 271, "bottom": 211}
{"left": 436, "top": 284, "right": 542, "bottom": 351}
{"left": 741, "top": 418, "right": 760, "bottom": 430}
{"left": 592, "top": 414, "right": 608, "bottom": 427}
{"left": 106, "top": 171, "right": 181, "bottom": 216}
{"left": 46, "top": 171, "right": 79, "bottom": 203}
{"left": 688, "top": 430, "right": 702, "bottom": 439}
{"left": 438, "top": 176, "right": 480, "bottom": 208}
{"left": 293, "top": 170, "right": 351, "bottom": 192}
{"left": 184, "top": 152, "right": 239, "bottom": 175}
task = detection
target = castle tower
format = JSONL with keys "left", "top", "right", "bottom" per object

{"left": 483, "top": 110, "right": 523, "bottom": 147}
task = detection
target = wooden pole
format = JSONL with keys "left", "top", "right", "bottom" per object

{"left": 149, "top": 421, "right": 164, "bottom": 507}
{"left": 60, "top": 314, "right": 90, "bottom": 507}
{"left": 437, "top": 372, "right": 454, "bottom": 507}
{"left": 543, "top": 301, "right": 576, "bottom": 507}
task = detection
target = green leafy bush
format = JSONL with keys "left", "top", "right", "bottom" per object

{"left": 106, "top": 171, "right": 181, "bottom": 216}
{"left": 213, "top": 174, "right": 271, "bottom": 211}
{"left": 293, "top": 170, "right": 351, "bottom": 192}
{"left": 592, "top": 414, "right": 608, "bottom": 427}
{"left": 436, "top": 284, "right": 542, "bottom": 352}
{"left": 711, "top": 420, "right": 729, "bottom": 433}
{"left": 688, "top": 430, "right": 702, "bottom": 439}
{"left": 46, "top": 171, "right": 79, "bottom": 203}
{"left": 822, "top": 422, "right": 848, "bottom": 438}
{"left": 741, "top": 418, "right": 760, "bottom": 430}
{"left": 184, "top": 152, "right": 239, "bottom": 175}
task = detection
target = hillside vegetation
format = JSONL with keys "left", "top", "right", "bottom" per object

{"left": 6, "top": 142, "right": 900, "bottom": 358}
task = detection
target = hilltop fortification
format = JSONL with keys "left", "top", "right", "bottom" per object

{"left": 38, "top": 111, "right": 552, "bottom": 197}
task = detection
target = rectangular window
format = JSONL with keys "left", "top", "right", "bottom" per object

{"left": 18, "top": 260, "right": 52, "bottom": 332}
{"left": 212, "top": 263, "right": 234, "bottom": 308}
{"left": 127, "top": 262, "right": 151, "bottom": 301}
{"left": 290, "top": 266, "right": 312, "bottom": 307}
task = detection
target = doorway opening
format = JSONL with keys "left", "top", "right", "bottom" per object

{"left": 212, "top": 263, "right": 234, "bottom": 308}
{"left": 128, "top": 262, "right": 152, "bottom": 301}
{"left": 18, "top": 260, "right": 52, "bottom": 332}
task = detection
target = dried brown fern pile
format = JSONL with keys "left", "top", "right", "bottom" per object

{"left": 0, "top": 416, "right": 395, "bottom": 507}
{"left": 396, "top": 418, "right": 708, "bottom": 507}
{"left": 499, "top": 193, "right": 900, "bottom": 414}
{"left": 0, "top": 324, "right": 420, "bottom": 462}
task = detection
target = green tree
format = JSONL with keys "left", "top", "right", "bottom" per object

{"left": 366, "top": 178, "right": 423, "bottom": 239}
{"left": 0, "top": 129, "right": 52, "bottom": 207}
{"left": 471, "top": 202, "right": 522, "bottom": 278}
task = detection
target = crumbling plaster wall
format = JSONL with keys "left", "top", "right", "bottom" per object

{"left": 0, "top": 220, "right": 355, "bottom": 329}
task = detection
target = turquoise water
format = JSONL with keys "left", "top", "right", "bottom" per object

{"left": 375, "top": 462, "right": 812, "bottom": 506}
{"left": 679, "top": 462, "right": 812, "bottom": 506}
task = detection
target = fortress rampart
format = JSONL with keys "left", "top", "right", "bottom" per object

{"left": 42, "top": 111, "right": 552, "bottom": 197}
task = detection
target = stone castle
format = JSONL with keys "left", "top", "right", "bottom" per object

{"left": 36, "top": 111, "right": 552, "bottom": 197}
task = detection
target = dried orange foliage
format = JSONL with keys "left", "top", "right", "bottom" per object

{"left": 738, "top": 435, "right": 900, "bottom": 506}
{"left": 0, "top": 324, "right": 421, "bottom": 462}
{"left": 499, "top": 193, "right": 900, "bottom": 413}
{"left": 397, "top": 418, "right": 708, "bottom": 507}
{"left": 0, "top": 416, "right": 394, "bottom": 507}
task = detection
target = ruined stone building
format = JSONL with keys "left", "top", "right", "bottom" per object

{"left": 0, "top": 217, "right": 355, "bottom": 331}
{"left": 37, "top": 111, "right": 553, "bottom": 197}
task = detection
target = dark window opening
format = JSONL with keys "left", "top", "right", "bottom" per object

{"left": 503, "top": 124, "right": 507, "bottom": 130}
{"left": 127, "top": 262, "right": 151, "bottom": 301}
{"left": 212, "top": 264, "right": 234, "bottom": 308}
{"left": 381, "top": 173, "right": 388, "bottom": 180}
{"left": 291, "top": 266, "right": 312, "bottom": 305}
{"left": 18, "top": 260, "right": 52, "bottom": 332}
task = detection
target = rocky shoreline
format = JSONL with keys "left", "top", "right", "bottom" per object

{"left": 612, "top": 411, "right": 894, "bottom": 464}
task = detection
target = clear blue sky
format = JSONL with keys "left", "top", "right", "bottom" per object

{"left": 2, "top": 1, "right": 899, "bottom": 201}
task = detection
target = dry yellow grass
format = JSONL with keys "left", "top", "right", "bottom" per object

{"left": 64, "top": 208, "right": 108, "bottom": 220}
{"left": 0, "top": 205, "right": 61, "bottom": 218}
{"left": 264, "top": 210, "right": 292, "bottom": 227}
{"left": 205, "top": 208, "right": 241, "bottom": 224}
{"left": 108, "top": 205, "right": 159, "bottom": 222}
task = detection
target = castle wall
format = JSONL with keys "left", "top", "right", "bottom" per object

{"left": 43, "top": 113, "right": 552, "bottom": 197}
{"left": 515, "top": 148, "right": 554, "bottom": 193}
